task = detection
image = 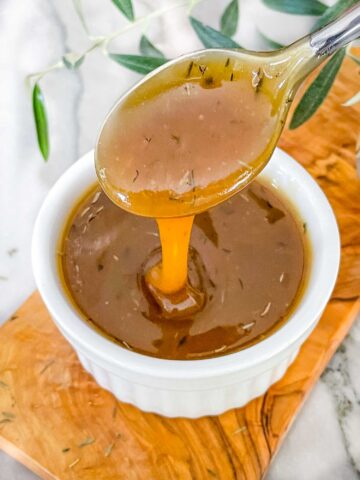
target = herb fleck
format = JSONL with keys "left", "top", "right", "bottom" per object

{"left": 10, "top": 315, "right": 18, "bottom": 321}
{"left": 144, "top": 136, "right": 152, "bottom": 143}
{"left": 260, "top": 302, "right": 271, "bottom": 317}
{"left": 2, "top": 412, "right": 15, "bottom": 419}
{"left": 207, "top": 468, "right": 217, "bottom": 477}
{"left": 198, "top": 64, "right": 207, "bottom": 75}
{"left": 171, "top": 134, "right": 180, "bottom": 144}
{"left": 204, "top": 76, "right": 214, "bottom": 86}
{"left": 133, "top": 169, "right": 139, "bottom": 183}
{"left": 222, "top": 248, "right": 231, "bottom": 254}
{"left": 78, "top": 437, "right": 95, "bottom": 448}
{"left": 62, "top": 447, "right": 71, "bottom": 453}
{"left": 40, "top": 359, "right": 55, "bottom": 374}
{"left": 186, "top": 61, "right": 194, "bottom": 78}
{"left": 238, "top": 278, "right": 244, "bottom": 289}
{"left": 188, "top": 169, "right": 195, "bottom": 189}
{"left": 230, "top": 73, "right": 234, "bottom": 82}
{"left": 242, "top": 321, "right": 255, "bottom": 331}
{"left": 68, "top": 458, "right": 80, "bottom": 469}
{"left": 104, "top": 442, "right": 115, "bottom": 457}
{"left": 0, "top": 418, "right": 12, "bottom": 424}
{"left": 233, "top": 425, "right": 247, "bottom": 435}
{"left": 303, "top": 222, "right": 307, "bottom": 234}
{"left": 0, "top": 380, "right": 9, "bottom": 389}
{"left": 91, "top": 191, "right": 101, "bottom": 204}
{"left": 112, "top": 404, "right": 118, "bottom": 419}
{"left": 225, "top": 58, "right": 230, "bottom": 68}
{"left": 97, "top": 264, "right": 104, "bottom": 271}
{"left": 252, "top": 68, "right": 264, "bottom": 92}
{"left": 178, "top": 336, "right": 187, "bottom": 347}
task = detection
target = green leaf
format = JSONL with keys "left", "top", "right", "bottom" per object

{"left": 111, "top": 0, "right": 134, "bottom": 21}
{"left": 262, "top": 0, "right": 327, "bottom": 16}
{"left": 139, "top": 35, "right": 165, "bottom": 59}
{"left": 343, "top": 91, "right": 360, "bottom": 107}
{"left": 257, "top": 30, "right": 284, "bottom": 50}
{"left": 290, "top": 48, "right": 346, "bottom": 129}
{"left": 32, "top": 83, "right": 49, "bottom": 161}
{"left": 109, "top": 54, "right": 168, "bottom": 74}
{"left": 314, "top": 0, "right": 357, "bottom": 29}
{"left": 62, "top": 52, "right": 84, "bottom": 69}
{"left": 190, "top": 17, "right": 240, "bottom": 49}
{"left": 220, "top": 0, "right": 239, "bottom": 37}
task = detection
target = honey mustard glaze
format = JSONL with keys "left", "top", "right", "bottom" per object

{"left": 59, "top": 5, "right": 360, "bottom": 358}
{"left": 95, "top": 46, "right": 315, "bottom": 314}
{"left": 58, "top": 180, "right": 309, "bottom": 360}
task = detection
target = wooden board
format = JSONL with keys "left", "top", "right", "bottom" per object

{"left": 0, "top": 55, "right": 359, "bottom": 480}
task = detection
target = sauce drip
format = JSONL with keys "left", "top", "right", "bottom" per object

{"left": 96, "top": 47, "right": 313, "bottom": 312}
{"left": 146, "top": 216, "right": 194, "bottom": 294}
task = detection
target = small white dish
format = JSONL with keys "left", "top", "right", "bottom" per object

{"left": 32, "top": 148, "right": 340, "bottom": 418}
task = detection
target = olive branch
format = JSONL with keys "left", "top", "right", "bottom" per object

{"left": 27, "top": 0, "right": 359, "bottom": 161}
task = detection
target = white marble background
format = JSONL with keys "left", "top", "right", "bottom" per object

{"left": 0, "top": 0, "right": 359, "bottom": 478}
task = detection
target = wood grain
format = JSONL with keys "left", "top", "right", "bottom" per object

{"left": 0, "top": 56, "right": 359, "bottom": 480}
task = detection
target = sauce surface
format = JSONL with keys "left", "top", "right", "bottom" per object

{"left": 60, "top": 180, "right": 306, "bottom": 360}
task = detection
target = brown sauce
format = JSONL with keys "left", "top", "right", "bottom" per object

{"left": 59, "top": 180, "right": 306, "bottom": 360}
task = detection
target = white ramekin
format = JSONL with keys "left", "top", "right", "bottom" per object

{"left": 32, "top": 148, "right": 340, "bottom": 418}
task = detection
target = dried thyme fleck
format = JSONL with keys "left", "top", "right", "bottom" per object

{"left": 68, "top": 458, "right": 80, "bottom": 469}
{"left": 104, "top": 443, "right": 115, "bottom": 457}
{"left": 185, "top": 61, "right": 194, "bottom": 78}
{"left": 303, "top": 222, "right": 307, "bottom": 234}
{"left": 144, "top": 136, "right": 152, "bottom": 143}
{"left": 40, "top": 359, "right": 55, "bottom": 374}
{"left": 0, "top": 418, "right": 12, "bottom": 424}
{"left": 252, "top": 67, "right": 264, "bottom": 93}
{"left": 178, "top": 336, "right": 187, "bottom": 347}
{"left": 238, "top": 278, "right": 244, "bottom": 290}
{"left": 230, "top": 73, "right": 234, "bottom": 82}
{"left": 233, "top": 425, "right": 247, "bottom": 435}
{"left": 2, "top": 411, "right": 15, "bottom": 419}
{"left": 0, "top": 380, "right": 9, "bottom": 389}
{"left": 225, "top": 57, "right": 230, "bottom": 68}
{"left": 198, "top": 64, "right": 207, "bottom": 75}
{"left": 62, "top": 447, "right": 71, "bottom": 453}
{"left": 78, "top": 437, "right": 95, "bottom": 448}
{"left": 171, "top": 134, "right": 180, "bottom": 144}
{"left": 132, "top": 169, "right": 139, "bottom": 183}
{"left": 207, "top": 468, "right": 217, "bottom": 477}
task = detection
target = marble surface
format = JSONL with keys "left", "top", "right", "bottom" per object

{"left": 0, "top": 0, "right": 359, "bottom": 478}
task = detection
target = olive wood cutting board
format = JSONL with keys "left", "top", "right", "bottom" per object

{"left": 0, "top": 55, "right": 359, "bottom": 480}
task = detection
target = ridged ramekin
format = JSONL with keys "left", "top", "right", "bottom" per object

{"left": 32, "top": 148, "right": 340, "bottom": 418}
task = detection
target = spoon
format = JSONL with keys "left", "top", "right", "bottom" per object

{"left": 95, "top": 4, "right": 359, "bottom": 297}
{"left": 95, "top": 4, "right": 360, "bottom": 219}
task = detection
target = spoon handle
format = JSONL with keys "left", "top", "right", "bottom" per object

{"left": 310, "top": 3, "right": 360, "bottom": 57}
